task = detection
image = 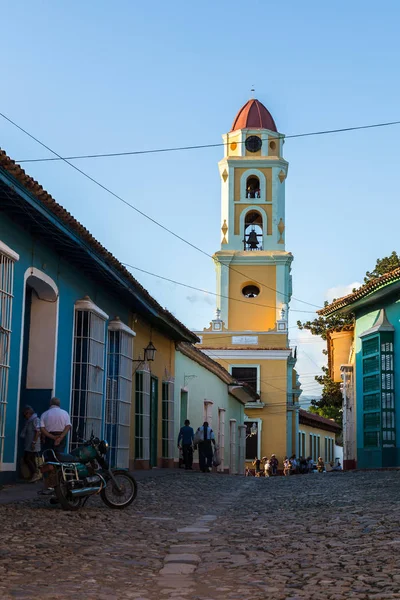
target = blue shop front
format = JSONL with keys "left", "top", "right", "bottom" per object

{"left": 0, "top": 148, "right": 196, "bottom": 483}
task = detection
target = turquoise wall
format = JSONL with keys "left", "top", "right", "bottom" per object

{"left": 0, "top": 211, "right": 131, "bottom": 479}
{"left": 354, "top": 298, "right": 400, "bottom": 468}
{"left": 174, "top": 350, "right": 244, "bottom": 472}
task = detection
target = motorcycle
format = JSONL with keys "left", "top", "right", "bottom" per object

{"left": 40, "top": 435, "right": 137, "bottom": 511}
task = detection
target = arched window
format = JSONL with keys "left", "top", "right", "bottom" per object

{"left": 243, "top": 211, "right": 263, "bottom": 251}
{"left": 246, "top": 176, "right": 260, "bottom": 199}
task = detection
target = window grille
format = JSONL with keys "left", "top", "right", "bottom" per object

{"left": 0, "top": 249, "right": 17, "bottom": 465}
{"left": 364, "top": 393, "right": 380, "bottom": 411}
{"left": 105, "top": 324, "right": 134, "bottom": 468}
{"left": 135, "top": 368, "right": 150, "bottom": 460}
{"left": 363, "top": 337, "right": 379, "bottom": 356}
{"left": 162, "top": 380, "right": 174, "bottom": 459}
{"left": 71, "top": 307, "right": 107, "bottom": 448}
{"left": 362, "top": 331, "right": 395, "bottom": 449}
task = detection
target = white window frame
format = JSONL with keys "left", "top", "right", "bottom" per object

{"left": 106, "top": 319, "right": 135, "bottom": 468}
{"left": 229, "top": 364, "right": 261, "bottom": 396}
{"left": 70, "top": 298, "right": 108, "bottom": 449}
{"left": 244, "top": 415, "right": 262, "bottom": 459}
{"left": 0, "top": 241, "right": 19, "bottom": 467}
{"left": 162, "top": 379, "right": 175, "bottom": 459}
{"left": 135, "top": 366, "right": 150, "bottom": 460}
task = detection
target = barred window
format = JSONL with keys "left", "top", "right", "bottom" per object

{"left": 162, "top": 380, "right": 174, "bottom": 459}
{"left": 105, "top": 321, "right": 134, "bottom": 468}
{"left": 71, "top": 301, "right": 107, "bottom": 449}
{"left": 0, "top": 243, "right": 18, "bottom": 465}
{"left": 135, "top": 368, "right": 150, "bottom": 460}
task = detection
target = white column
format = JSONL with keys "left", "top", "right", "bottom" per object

{"left": 218, "top": 409, "right": 226, "bottom": 473}
{"left": 230, "top": 419, "right": 237, "bottom": 475}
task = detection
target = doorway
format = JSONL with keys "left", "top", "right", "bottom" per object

{"left": 18, "top": 269, "right": 58, "bottom": 471}
{"left": 150, "top": 376, "right": 158, "bottom": 467}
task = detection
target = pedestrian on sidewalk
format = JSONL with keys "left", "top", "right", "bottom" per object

{"left": 177, "top": 419, "right": 194, "bottom": 470}
{"left": 317, "top": 457, "right": 325, "bottom": 473}
{"left": 194, "top": 421, "right": 215, "bottom": 473}
{"left": 283, "top": 456, "right": 291, "bottom": 476}
{"left": 20, "top": 405, "right": 41, "bottom": 482}
{"left": 40, "top": 397, "right": 71, "bottom": 456}
{"left": 252, "top": 457, "right": 262, "bottom": 477}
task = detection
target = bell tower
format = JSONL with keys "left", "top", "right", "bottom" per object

{"left": 196, "top": 98, "right": 299, "bottom": 469}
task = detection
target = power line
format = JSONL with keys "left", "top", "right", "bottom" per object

{"left": 123, "top": 262, "right": 317, "bottom": 313}
{"left": 0, "top": 111, "right": 321, "bottom": 310}
{"left": 14, "top": 119, "right": 400, "bottom": 164}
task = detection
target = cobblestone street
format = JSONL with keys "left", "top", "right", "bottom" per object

{"left": 1, "top": 470, "right": 400, "bottom": 599}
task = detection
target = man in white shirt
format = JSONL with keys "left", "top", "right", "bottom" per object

{"left": 195, "top": 421, "right": 216, "bottom": 473}
{"left": 40, "top": 397, "right": 71, "bottom": 455}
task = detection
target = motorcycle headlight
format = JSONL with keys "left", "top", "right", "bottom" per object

{"left": 99, "top": 440, "right": 109, "bottom": 455}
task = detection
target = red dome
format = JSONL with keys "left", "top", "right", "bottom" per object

{"left": 231, "top": 99, "right": 277, "bottom": 132}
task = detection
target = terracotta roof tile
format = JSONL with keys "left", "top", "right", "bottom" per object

{"left": 0, "top": 148, "right": 198, "bottom": 343}
{"left": 318, "top": 267, "right": 400, "bottom": 316}
{"left": 299, "top": 409, "right": 341, "bottom": 433}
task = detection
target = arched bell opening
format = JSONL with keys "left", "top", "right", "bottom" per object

{"left": 246, "top": 176, "right": 260, "bottom": 199}
{"left": 243, "top": 211, "right": 263, "bottom": 251}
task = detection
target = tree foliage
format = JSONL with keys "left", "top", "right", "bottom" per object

{"left": 364, "top": 250, "right": 400, "bottom": 283}
{"left": 297, "top": 252, "right": 400, "bottom": 428}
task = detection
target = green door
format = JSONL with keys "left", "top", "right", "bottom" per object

{"left": 150, "top": 377, "right": 158, "bottom": 468}
{"left": 180, "top": 390, "right": 188, "bottom": 427}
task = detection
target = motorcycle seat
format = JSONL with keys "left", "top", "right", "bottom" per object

{"left": 56, "top": 453, "right": 81, "bottom": 463}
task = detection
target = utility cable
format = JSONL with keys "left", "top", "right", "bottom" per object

{"left": 14, "top": 119, "right": 400, "bottom": 163}
{"left": 0, "top": 111, "right": 322, "bottom": 309}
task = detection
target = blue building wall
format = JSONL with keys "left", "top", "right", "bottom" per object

{"left": 0, "top": 211, "right": 132, "bottom": 480}
{"left": 354, "top": 299, "right": 400, "bottom": 468}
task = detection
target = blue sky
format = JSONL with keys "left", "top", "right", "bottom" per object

{"left": 2, "top": 1, "right": 400, "bottom": 395}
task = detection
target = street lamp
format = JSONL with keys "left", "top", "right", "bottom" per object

{"left": 133, "top": 341, "right": 157, "bottom": 363}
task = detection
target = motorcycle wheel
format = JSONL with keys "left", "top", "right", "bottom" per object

{"left": 100, "top": 470, "right": 137, "bottom": 509}
{"left": 54, "top": 481, "right": 83, "bottom": 511}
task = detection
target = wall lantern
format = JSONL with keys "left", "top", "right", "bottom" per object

{"left": 133, "top": 341, "right": 157, "bottom": 363}
{"left": 144, "top": 341, "right": 156, "bottom": 362}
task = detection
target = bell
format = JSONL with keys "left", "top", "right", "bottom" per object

{"left": 247, "top": 230, "right": 259, "bottom": 249}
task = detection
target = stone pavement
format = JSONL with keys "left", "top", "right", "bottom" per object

{"left": 1, "top": 470, "right": 400, "bottom": 599}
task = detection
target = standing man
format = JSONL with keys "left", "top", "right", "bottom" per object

{"left": 20, "top": 405, "right": 41, "bottom": 482}
{"left": 177, "top": 419, "right": 194, "bottom": 470}
{"left": 196, "top": 421, "right": 216, "bottom": 473}
{"left": 40, "top": 397, "right": 71, "bottom": 455}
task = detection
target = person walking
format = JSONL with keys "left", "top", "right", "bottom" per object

{"left": 177, "top": 419, "right": 194, "bottom": 470}
{"left": 20, "top": 405, "right": 41, "bottom": 482}
{"left": 195, "top": 421, "right": 215, "bottom": 473}
{"left": 40, "top": 397, "right": 71, "bottom": 456}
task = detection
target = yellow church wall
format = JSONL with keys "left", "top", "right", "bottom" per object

{"left": 228, "top": 265, "right": 276, "bottom": 331}
{"left": 199, "top": 332, "right": 288, "bottom": 348}
{"left": 267, "top": 136, "right": 280, "bottom": 157}
{"left": 234, "top": 167, "right": 273, "bottom": 201}
{"left": 234, "top": 203, "right": 272, "bottom": 235}
{"left": 129, "top": 316, "right": 176, "bottom": 469}
{"left": 226, "top": 132, "right": 241, "bottom": 157}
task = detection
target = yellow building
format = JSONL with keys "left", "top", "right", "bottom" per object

{"left": 195, "top": 98, "right": 300, "bottom": 468}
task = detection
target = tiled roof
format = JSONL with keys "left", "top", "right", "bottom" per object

{"left": 318, "top": 267, "right": 400, "bottom": 316}
{"left": 0, "top": 148, "right": 198, "bottom": 343}
{"left": 177, "top": 342, "right": 259, "bottom": 401}
{"left": 231, "top": 99, "right": 277, "bottom": 132}
{"left": 299, "top": 409, "right": 341, "bottom": 433}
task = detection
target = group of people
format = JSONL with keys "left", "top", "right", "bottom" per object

{"left": 250, "top": 454, "right": 342, "bottom": 477}
{"left": 177, "top": 420, "right": 219, "bottom": 473}
{"left": 20, "top": 397, "right": 71, "bottom": 482}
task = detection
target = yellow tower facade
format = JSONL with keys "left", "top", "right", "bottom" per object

{"left": 196, "top": 99, "right": 300, "bottom": 469}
